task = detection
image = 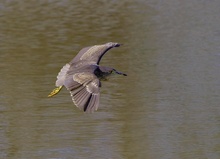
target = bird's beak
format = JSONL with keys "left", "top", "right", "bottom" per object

{"left": 115, "top": 70, "right": 127, "bottom": 76}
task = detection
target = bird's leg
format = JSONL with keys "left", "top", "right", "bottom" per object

{"left": 48, "top": 86, "right": 63, "bottom": 97}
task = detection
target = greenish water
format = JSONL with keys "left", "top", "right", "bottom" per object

{"left": 0, "top": 1, "right": 219, "bottom": 159}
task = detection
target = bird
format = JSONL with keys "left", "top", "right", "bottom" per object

{"left": 48, "top": 42, "right": 127, "bottom": 113}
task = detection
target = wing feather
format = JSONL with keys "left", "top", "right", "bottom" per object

{"left": 72, "top": 87, "right": 92, "bottom": 110}
{"left": 64, "top": 72, "right": 101, "bottom": 112}
{"left": 86, "top": 94, "right": 100, "bottom": 113}
{"left": 69, "top": 42, "right": 120, "bottom": 65}
{"left": 56, "top": 63, "right": 70, "bottom": 87}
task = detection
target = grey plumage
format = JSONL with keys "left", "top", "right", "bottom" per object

{"left": 49, "top": 42, "right": 127, "bottom": 113}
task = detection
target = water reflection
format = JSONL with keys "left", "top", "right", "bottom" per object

{"left": 0, "top": 0, "right": 220, "bottom": 159}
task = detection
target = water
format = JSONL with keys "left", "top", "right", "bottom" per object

{"left": 0, "top": 0, "right": 220, "bottom": 159}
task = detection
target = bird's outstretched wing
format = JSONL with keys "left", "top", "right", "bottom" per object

{"left": 70, "top": 42, "right": 120, "bottom": 65}
{"left": 64, "top": 72, "right": 101, "bottom": 113}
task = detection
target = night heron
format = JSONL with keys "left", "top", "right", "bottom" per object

{"left": 48, "top": 42, "right": 127, "bottom": 113}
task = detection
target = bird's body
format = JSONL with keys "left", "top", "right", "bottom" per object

{"left": 48, "top": 42, "right": 127, "bottom": 113}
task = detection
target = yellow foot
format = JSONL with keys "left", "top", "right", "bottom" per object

{"left": 48, "top": 86, "right": 63, "bottom": 97}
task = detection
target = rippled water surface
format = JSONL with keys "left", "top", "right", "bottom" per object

{"left": 0, "top": 0, "right": 220, "bottom": 159}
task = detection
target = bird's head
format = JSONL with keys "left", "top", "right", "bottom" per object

{"left": 97, "top": 66, "right": 127, "bottom": 81}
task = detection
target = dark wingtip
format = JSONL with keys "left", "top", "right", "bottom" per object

{"left": 115, "top": 43, "right": 121, "bottom": 47}
{"left": 106, "top": 42, "right": 122, "bottom": 48}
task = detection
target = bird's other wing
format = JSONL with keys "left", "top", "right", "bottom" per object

{"left": 70, "top": 42, "right": 120, "bottom": 65}
{"left": 64, "top": 72, "right": 101, "bottom": 113}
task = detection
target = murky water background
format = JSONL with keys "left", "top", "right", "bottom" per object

{"left": 0, "top": 0, "right": 220, "bottom": 159}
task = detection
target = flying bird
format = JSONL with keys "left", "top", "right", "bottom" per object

{"left": 48, "top": 42, "right": 127, "bottom": 113}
